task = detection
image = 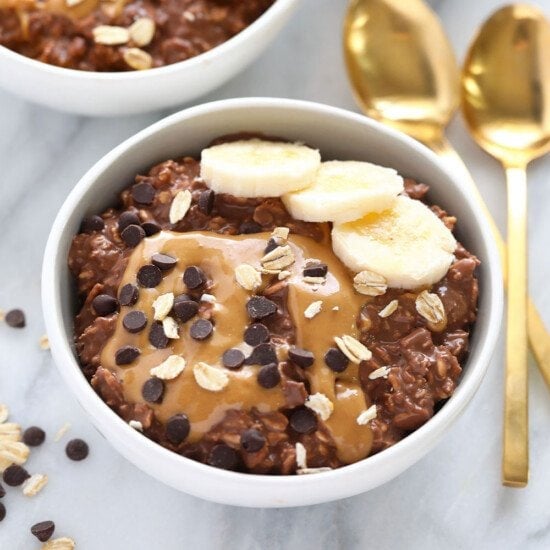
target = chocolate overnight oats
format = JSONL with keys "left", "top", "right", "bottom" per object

{"left": 0, "top": 0, "right": 274, "bottom": 71}
{"left": 68, "top": 138, "right": 479, "bottom": 474}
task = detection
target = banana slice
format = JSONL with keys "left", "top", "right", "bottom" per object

{"left": 282, "top": 160, "right": 404, "bottom": 223}
{"left": 200, "top": 139, "right": 320, "bottom": 198}
{"left": 332, "top": 195, "right": 457, "bottom": 289}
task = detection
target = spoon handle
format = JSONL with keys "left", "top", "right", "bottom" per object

{"left": 427, "top": 137, "right": 550, "bottom": 388}
{"left": 502, "top": 165, "right": 528, "bottom": 488}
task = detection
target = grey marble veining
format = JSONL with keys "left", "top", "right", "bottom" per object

{"left": 1, "top": 0, "right": 549, "bottom": 548}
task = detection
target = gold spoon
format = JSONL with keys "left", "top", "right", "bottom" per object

{"left": 343, "top": 0, "right": 550, "bottom": 387}
{"left": 462, "top": 4, "right": 550, "bottom": 488}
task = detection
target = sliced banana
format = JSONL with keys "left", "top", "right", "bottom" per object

{"left": 332, "top": 195, "right": 456, "bottom": 289}
{"left": 200, "top": 139, "right": 320, "bottom": 198}
{"left": 282, "top": 160, "right": 403, "bottom": 223}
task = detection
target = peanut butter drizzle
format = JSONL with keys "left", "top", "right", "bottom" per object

{"left": 100, "top": 231, "right": 373, "bottom": 462}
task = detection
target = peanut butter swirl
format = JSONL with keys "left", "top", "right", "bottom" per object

{"left": 100, "top": 230, "right": 373, "bottom": 464}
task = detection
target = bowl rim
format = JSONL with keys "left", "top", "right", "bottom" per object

{"left": 0, "top": 0, "right": 297, "bottom": 80}
{"left": 41, "top": 97, "right": 503, "bottom": 504}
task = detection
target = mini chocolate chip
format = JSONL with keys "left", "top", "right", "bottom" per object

{"left": 183, "top": 266, "right": 206, "bottom": 289}
{"left": 142, "top": 221, "right": 161, "bottom": 236}
{"left": 303, "top": 263, "right": 328, "bottom": 278}
{"left": 3, "top": 464, "right": 30, "bottom": 486}
{"left": 5, "top": 309, "right": 25, "bottom": 328}
{"left": 122, "top": 310, "right": 147, "bottom": 333}
{"left": 137, "top": 264, "right": 162, "bottom": 288}
{"left": 246, "top": 343, "right": 278, "bottom": 366}
{"left": 65, "top": 438, "right": 89, "bottom": 461}
{"left": 288, "top": 347, "right": 315, "bottom": 368}
{"left": 142, "top": 377, "right": 165, "bottom": 403}
{"left": 80, "top": 215, "right": 104, "bottom": 233}
{"left": 289, "top": 407, "right": 318, "bottom": 434}
{"left": 121, "top": 224, "right": 145, "bottom": 247}
{"left": 152, "top": 253, "right": 177, "bottom": 270}
{"left": 91, "top": 294, "right": 119, "bottom": 316}
{"left": 198, "top": 189, "right": 215, "bottom": 214}
{"left": 115, "top": 345, "right": 140, "bottom": 365}
{"left": 240, "top": 429, "right": 266, "bottom": 453}
{"left": 119, "top": 283, "right": 139, "bottom": 306}
{"left": 243, "top": 323, "right": 270, "bottom": 346}
{"left": 264, "top": 238, "right": 279, "bottom": 254}
{"left": 190, "top": 318, "right": 213, "bottom": 341}
{"left": 118, "top": 211, "right": 141, "bottom": 232}
{"left": 324, "top": 347, "right": 349, "bottom": 373}
{"left": 149, "top": 321, "right": 169, "bottom": 348}
{"left": 23, "top": 426, "right": 45, "bottom": 447}
{"left": 0, "top": 483, "right": 4, "bottom": 498}
{"left": 166, "top": 414, "right": 190, "bottom": 445}
{"left": 173, "top": 295, "right": 199, "bottom": 323}
{"left": 207, "top": 444, "right": 238, "bottom": 470}
{"left": 222, "top": 348, "right": 245, "bottom": 369}
{"left": 31, "top": 520, "right": 55, "bottom": 543}
{"left": 0, "top": 503, "right": 5, "bottom": 522}
{"left": 257, "top": 363, "right": 281, "bottom": 388}
{"left": 246, "top": 296, "right": 277, "bottom": 320}
{"left": 132, "top": 182, "right": 155, "bottom": 205}
{"left": 239, "top": 221, "right": 263, "bottom": 234}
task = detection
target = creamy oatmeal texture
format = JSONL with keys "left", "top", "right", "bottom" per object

{"left": 68, "top": 137, "right": 479, "bottom": 474}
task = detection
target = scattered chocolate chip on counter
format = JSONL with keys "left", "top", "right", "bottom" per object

{"left": 31, "top": 520, "right": 55, "bottom": 542}
{"left": 23, "top": 426, "right": 46, "bottom": 447}
{"left": 5, "top": 309, "right": 25, "bottom": 328}
{"left": 3, "top": 464, "right": 30, "bottom": 486}
{"left": 65, "top": 439, "right": 89, "bottom": 462}
{"left": 0, "top": 502, "right": 5, "bottom": 522}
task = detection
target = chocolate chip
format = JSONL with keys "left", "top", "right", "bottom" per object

{"left": 324, "top": 347, "right": 349, "bottom": 373}
{"left": 3, "top": 464, "right": 30, "bottom": 486}
{"left": 246, "top": 343, "right": 277, "bottom": 366}
{"left": 190, "top": 318, "right": 213, "bottom": 341}
{"left": 119, "top": 283, "right": 139, "bottom": 306}
{"left": 137, "top": 264, "right": 162, "bottom": 288}
{"left": 122, "top": 310, "right": 147, "bottom": 333}
{"left": 132, "top": 182, "right": 155, "bottom": 205}
{"left": 264, "top": 238, "right": 278, "bottom": 254}
{"left": 207, "top": 444, "right": 238, "bottom": 470}
{"left": 243, "top": 323, "right": 270, "bottom": 346}
{"left": 23, "top": 426, "right": 45, "bottom": 447}
{"left": 288, "top": 347, "right": 315, "bottom": 368}
{"left": 289, "top": 407, "right": 318, "bottom": 434}
{"left": 5, "top": 309, "right": 25, "bottom": 328}
{"left": 222, "top": 348, "right": 245, "bottom": 369}
{"left": 183, "top": 266, "right": 206, "bottom": 289}
{"left": 0, "top": 483, "right": 4, "bottom": 498}
{"left": 115, "top": 345, "right": 140, "bottom": 365}
{"left": 31, "top": 520, "right": 55, "bottom": 543}
{"left": 118, "top": 211, "right": 141, "bottom": 232}
{"left": 173, "top": 294, "right": 199, "bottom": 323}
{"left": 303, "top": 263, "right": 328, "bottom": 278}
{"left": 246, "top": 296, "right": 277, "bottom": 320}
{"left": 65, "top": 438, "right": 89, "bottom": 461}
{"left": 151, "top": 253, "right": 177, "bottom": 271}
{"left": 149, "top": 321, "right": 169, "bottom": 348}
{"left": 239, "top": 221, "right": 263, "bottom": 234}
{"left": 257, "top": 363, "right": 281, "bottom": 388}
{"left": 240, "top": 429, "right": 266, "bottom": 453}
{"left": 166, "top": 414, "right": 190, "bottom": 445}
{"left": 142, "top": 221, "right": 161, "bottom": 236}
{"left": 142, "top": 377, "right": 165, "bottom": 403}
{"left": 0, "top": 503, "right": 5, "bottom": 522}
{"left": 198, "top": 189, "right": 215, "bottom": 214}
{"left": 121, "top": 224, "right": 145, "bottom": 247}
{"left": 91, "top": 294, "right": 119, "bottom": 316}
{"left": 80, "top": 215, "right": 104, "bottom": 233}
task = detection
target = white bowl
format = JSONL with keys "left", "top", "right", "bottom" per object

{"left": 42, "top": 98, "right": 503, "bottom": 507}
{"left": 0, "top": 0, "right": 299, "bottom": 116}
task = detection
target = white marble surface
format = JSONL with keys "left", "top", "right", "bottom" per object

{"left": 1, "top": 0, "right": 550, "bottom": 548}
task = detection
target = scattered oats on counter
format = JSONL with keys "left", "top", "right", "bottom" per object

{"left": 0, "top": 405, "right": 8, "bottom": 424}
{"left": 39, "top": 334, "right": 51, "bottom": 350}
{"left": 54, "top": 423, "right": 71, "bottom": 442}
{"left": 22, "top": 473, "right": 48, "bottom": 497}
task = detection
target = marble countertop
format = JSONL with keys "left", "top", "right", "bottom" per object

{"left": 1, "top": 0, "right": 550, "bottom": 548}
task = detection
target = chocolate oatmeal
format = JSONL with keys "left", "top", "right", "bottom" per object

{"left": 0, "top": 0, "right": 274, "bottom": 71}
{"left": 68, "top": 137, "right": 479, "bottom": 474}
